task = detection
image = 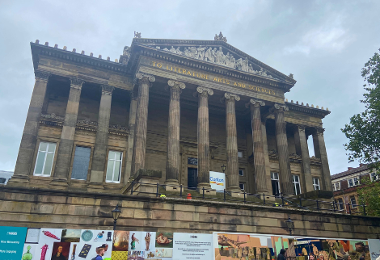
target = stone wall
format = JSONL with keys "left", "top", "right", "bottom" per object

{"left": 0, "top": 186, "right": 379, "bottom": 239}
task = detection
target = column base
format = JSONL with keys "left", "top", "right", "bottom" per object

{"left": 197, "top": 183, "right": 216, "bottom": 196}
{"left": 164, "top": 179, "right": 181, "bottom": 193}
{"left": 88, "top": 183, "right": 105, "bottom": 192}
{"left": 50, "top": 178, "right": 69, "bottom": 190}
{"left": 229, "top": 187, "right": 243, "bottom": 198}
{"left": 7, "top": 174, "right": 29, "bottom": 186}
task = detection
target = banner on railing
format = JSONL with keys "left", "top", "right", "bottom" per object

{"left": 209, "top": 171, "right": 225, "bottom": 192}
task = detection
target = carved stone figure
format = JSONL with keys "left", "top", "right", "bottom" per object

{"left": 214, "top": 32, "right": 227, "bottom": 42}
{"left": 159, "top": 44, "right": 276, "bottom": 79}
{"left": 134, "top": 31, "right": 141, "bottom": 38}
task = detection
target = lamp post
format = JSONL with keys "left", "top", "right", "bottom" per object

{"left": 112, "top": 204, "right": 121, "bottom": 230}
{"left": 286, "top": 217, "right": 294, "bottom": 235}
{"left": 221, "top": 164, "right": 226, "bottom": 173}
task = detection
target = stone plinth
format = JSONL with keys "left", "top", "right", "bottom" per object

{"left": 123, "top": 169, "right": 162, "bottom": 197}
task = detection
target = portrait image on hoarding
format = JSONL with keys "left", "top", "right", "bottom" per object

{"left": 51, "top": 242, "right": 70, "bottom": 260}
{"left": 113, "top": 230, "right": 129, "bottom": 251}
{"left": 37, "top": 228, "right": 63, "bottom": 260}
{"left": 215, "top": 233, "right": 273, "bottom": 260}
{"left": 61, "top": 229, "right": 81, "bottom": 243}
{"left": 155, "top": 232, "right": 173, "bottom": 259}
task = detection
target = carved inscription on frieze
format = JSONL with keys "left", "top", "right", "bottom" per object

{"left": 150, "top": 61, "right": 278, "bottom": 96}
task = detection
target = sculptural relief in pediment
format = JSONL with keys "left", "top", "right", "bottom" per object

{"left": 155, "top": 45, "right": 277, "bottom": 80}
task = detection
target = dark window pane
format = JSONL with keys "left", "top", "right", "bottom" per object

{"left": 0, "top": 178, "right": 6, "bottom": 184}
{"left": 188, "top": 157, "right": 198, "bottom": 165}
{"left": 71, "top": 147, "right": 91, "bottom": 180}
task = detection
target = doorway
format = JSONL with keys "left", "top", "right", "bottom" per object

{"left": 188, "top": 168, "right": 198, "bottom": 190}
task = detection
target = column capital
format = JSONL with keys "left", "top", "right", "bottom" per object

{"left": 297, "top": 125, "right": 306, "bottom": 132}
{"left": 135, "top": 72, "right": 155, "bottom": 84}
{"left": 168, "top": 80, "right": 186, "bottom": 91}
{"left": 274, "top": 103, "right": 289, "bottom": 112}
{"left": 246, "top": 98, "right": 265, "bottom": 108}
{"left": 35, "top": 70, "right": 51, "bottom": 82}
{"left": 196, "top": 86, "right": 214, "bottom": 97}
{"left": 101, "top": 85, "right": 114, "bottom": 95}
{"left": 70, "top": 77, "right": 85, "bottom": 90}
{"left": 224, "top": 93, "right": 240, "bottom": 102}
{"left": 314, "top": 127, "right": 325, "bottom": 135}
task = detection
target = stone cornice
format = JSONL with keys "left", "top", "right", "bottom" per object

{"left": 286, "top": 101, "right": 331, "bottom": 118}
{"left": 31, "top": 42, "right": 127, "bottom": 75}
{"left": 131, "top": 38, "right": 296, "bottom": 86}
{"left": 131, "top": 45, "right": 291, "bottom": 93}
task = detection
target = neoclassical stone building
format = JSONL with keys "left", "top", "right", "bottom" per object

{"left": 9, "top": 33, "right": 332, "bottom": 197}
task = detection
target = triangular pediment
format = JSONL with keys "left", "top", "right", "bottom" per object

{"left": 131, "top": 38, "right": 296, "bottom": 85}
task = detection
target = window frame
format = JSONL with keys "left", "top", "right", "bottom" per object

{"left": 105, "top": 150, "right": 123, "bottom": 183}
{"left": 239, "top": 183, "right": 245, "bottom": 191}
{"left": 271, "top": 172, "right": 281, "bottom": 195}
{"left": 33, "top": 141, "right": 57, "bottom": 177}
{"left": 350, "top": 196, "right": 357, "bottom": 208}
{"left": 337, "top": 198, "right": 344, "bottom": 210}
{"left": 70, "top": 146, "right": 92, "bottom": 181}
{"left": 238, "top": 151, "right": 243, "bottom": 158}
{"left": 312, "top": 177, "right": 320, "bottom": 190}
{"left": 292, "top": 175, "right": 302, "bottom": 195}
{"left": 371, "top": 172, "right": 379, "bottom": 181}
{"left": 239, "top": 169, "right": 244, "bottom": 177}
{"left": 348, "top": 177, "right": 360, "bottom": 187}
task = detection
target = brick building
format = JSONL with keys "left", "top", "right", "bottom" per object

{"left": 331, "top": 164, "right": 379, "bottom": 214}
{"left": 9, "top": 33, "right": 333, "bottom": 198}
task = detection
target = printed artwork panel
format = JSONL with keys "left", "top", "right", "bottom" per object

{"left": 50, "top": 242, "right": 70, "bottom": 260}
{"left": 113, "top": 230, "right": 130, "bottom": 251}
{"left": 37, "top": 228, "right": 63, "bottom": 260}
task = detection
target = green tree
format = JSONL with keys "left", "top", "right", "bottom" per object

{"left": 341, "top": 48, "right": 380, "bottom": 216}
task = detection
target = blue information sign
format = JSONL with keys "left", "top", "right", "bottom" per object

{"left": 0, "top": 226, "right": 27, "bottom": 260}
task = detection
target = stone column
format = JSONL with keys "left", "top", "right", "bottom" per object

{"left": 294, "top": 125, "right": 314, "bottom": 193}
{"left": 196, "top": 87, "right": 214, "bottom": 189}
{"left": 224, "top": 93, "right": 240, "bottom": 192}
{"left": 12, "top": 70, "right": 50, "bottom": 183}
{"left": 89, "top": 85, "right": 115, "bottom": 185}
{"left": 52, "top": 78, "right": 84, "bottom": 185}
{"left": 274, "top": 104, "right": 293, "bottom": 195}
{"left": 124, "top": 91, "right": 138, "bottom": 184}
{"left": 248, "top": 99, "right": 268, "bottom": 193}
{"left": 313, "top": 128, "right": 332, "bottom": 191}
{"left": 131, "top": 73, "right": 155, "bottom": 176}
{"left": 166, "top": 80, "right": 186, "bottom": 187}
{"left": 261, "top": 119, "right": 273, "bottom": 193}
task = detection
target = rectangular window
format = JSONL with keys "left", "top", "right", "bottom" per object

{"left": 371, "top": 172, "right": 379, "bottom": 181}
{"left": 292, "top": 175, "right": 301, "bottom": 195}
{"left": 238, "top": 151, "right": 243, "bottom": 158}
{"left": 187, "top": 157, "right": 198, "bottom": 166}
{"left": 239, "top": 183, "right": 245, "bottom": 191}
{"left": 350, "top": 196, "right": 357, "bottom": 208}
{"left": 71, "top": 146, "right": 91, "bottom": 180}
{"left": 348, "top": 177, "right": 360, "bottom": 187}
{"left": 271, "top": 172, "right": 281, "bottom": 196}
{"left": 337, "top": 198, "right": 344, "bottom": 210}
{"left": 33, "top": 142, "right": 57, "bottom": 176}
{"left": 106, "top": 151, "right": 123, "bottom": 183}
{"left": 354, "top": 177, "right": 360, "bottom": 186}
{"left": 313, "top": 177, "right": 320, "bottom": 190}
{"left": 334, "top": 182, "right": 340, "bottom": 191}
{"left": 239, "top": 169, "right": 244, "bottom": 176}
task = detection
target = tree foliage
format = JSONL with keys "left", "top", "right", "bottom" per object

{"left": 341, "top": 49, "right": 380, "bottom": 171}
{"left": 342, "top": 48, "right": 380, "bottom": 216}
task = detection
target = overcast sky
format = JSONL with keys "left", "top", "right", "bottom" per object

{"left": 1, "top": 0, "right": 379, "bottom": 175}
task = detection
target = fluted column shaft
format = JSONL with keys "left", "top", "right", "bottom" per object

{"left": 131, "top": 73, "right": 155, "bottom": 176}
{"left": 313, "top": 128, "right": 332, "bottom": 191}
{"left": 249, "top": 99, "right": 267, "bottom": 193}
{"left": 124, "top": 92, "right": 138, "bottom": 184}
{"left": 225, "top": 93, "right": 240, "bottom": 190}
{"left": 53, "top": 78, "right": 84, "bottom": 182}
{"left": 197, "top": 87, "right": 213, "bottom": 186}
{"left": 274, "top": 104, "right": 293, "bottom": 195}
{"left": 13, "top": 70, "right": 50, "bottom": 180}
{"left": 294, "top": 126, "right": 314, "bottom": 192}
{"left": 166, "top": 80, "right": 185, "bottom": 182}
{"left": 89, "top": 85, "right": 114, "bottom": 183}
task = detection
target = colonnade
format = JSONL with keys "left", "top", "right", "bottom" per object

{"left": 13, "top": 71, "right": 332, "bottom": 194}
